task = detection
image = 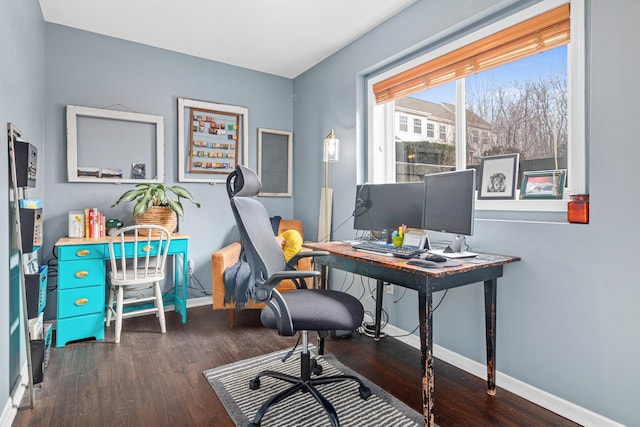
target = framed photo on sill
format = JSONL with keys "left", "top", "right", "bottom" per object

{"left": 478, "top": 154, "right": 519, "bottom": 200}
{"left": 520, "top": 169, "right": 566, "bottom": 199}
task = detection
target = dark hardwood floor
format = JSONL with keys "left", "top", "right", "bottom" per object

{"left": 14, "top": 306, "right": 578, "bottom": 426}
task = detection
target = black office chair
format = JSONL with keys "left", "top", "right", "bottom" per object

{"left": 226, "top": 165, "right": 371, "bottom": 427}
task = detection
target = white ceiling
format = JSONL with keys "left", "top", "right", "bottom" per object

{"left": 39, "top": 0, "right": 416, "bottom": 79}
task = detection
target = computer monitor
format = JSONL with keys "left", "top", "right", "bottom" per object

{"left": 353, "top": 182, "right": 424, "bottom": 233}
{"left": 422, "top": 169, "right": 477, "bottom": 257}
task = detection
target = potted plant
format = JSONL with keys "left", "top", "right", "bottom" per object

{"left": 112, "top": 183, "right": 201, "bottom": 233}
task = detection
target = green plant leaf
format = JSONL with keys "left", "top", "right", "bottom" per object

{"left": 168, "top": 186, "right": 201, "bottom": 208}
{"left": 133, "top": 198, "right": 148, "bottom": 217}
{"left": 111, "top": 188, "right": 145, "bottom": 207}
{"left": 165, "top": 197, "right": 184, "bottom": 218}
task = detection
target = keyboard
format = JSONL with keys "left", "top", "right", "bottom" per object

{"left": 352, "top": 241, "right": 423, "bottom": 258}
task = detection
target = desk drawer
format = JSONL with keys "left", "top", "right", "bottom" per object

{"left": 167, "top": 238, "right": 188, "bottom": 254}
{"left": 58, "top": 259, "right": 105, "bottom": 290}
{"left": 58, "top": 244, "right": 106, "bottom": 261}
{"left": 57, "top": 285, "right": 105, "bottom": 319}
{"left": 56, "top": 313, "right": 104, "bottom": 347}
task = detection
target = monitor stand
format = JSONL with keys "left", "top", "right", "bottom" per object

{"left": 430, "top": 235, "right": 478, "bottom": 258}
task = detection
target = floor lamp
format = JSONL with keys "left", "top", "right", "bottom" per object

{"left": 318, "top": 130, "right": 339, "bottom": 242}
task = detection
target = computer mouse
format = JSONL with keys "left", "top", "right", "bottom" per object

{"left": 406, "top": 259, "right": 441, "bottom": 268}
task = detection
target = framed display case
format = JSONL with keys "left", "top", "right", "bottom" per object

{"left": 178, "top": 97, "right": 249, "bottom": 183}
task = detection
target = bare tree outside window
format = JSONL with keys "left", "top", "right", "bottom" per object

{"left": 393, "top": 46, "right": 567, "bottom": 186}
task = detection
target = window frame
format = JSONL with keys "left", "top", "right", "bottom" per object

{"left": 399, "top": 115, "right": 408, "bottom": 132}
{"left": 413, "top": 118, "right": 422, "bottom": 134}
{"left": 366, "top": 0, "right": 585, "bottom": 213}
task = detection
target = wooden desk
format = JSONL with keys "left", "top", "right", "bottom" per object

{"left": 54, "top": 233, "right": 189, "bottom": 347}
{"left": 305, "top": 241, "right": 520, "bottom": 427}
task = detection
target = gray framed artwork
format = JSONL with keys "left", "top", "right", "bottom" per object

{"left": 257, "top": 128, "right": 292, "bottom": 197}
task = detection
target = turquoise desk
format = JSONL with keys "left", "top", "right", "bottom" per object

{"left": 54, "top": 233, "right": 189, "bottom": 347}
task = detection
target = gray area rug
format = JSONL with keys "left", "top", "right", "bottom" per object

{"left": 204, "top": 346, "right": 424, "bottom": 426}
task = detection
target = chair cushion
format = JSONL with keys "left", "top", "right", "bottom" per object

{"left": 260, "top": 289, "right": 364, "bottom": 333}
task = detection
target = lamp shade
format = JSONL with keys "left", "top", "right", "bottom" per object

{"left": 323, "top": 130, "right": 340, "bottom": 162}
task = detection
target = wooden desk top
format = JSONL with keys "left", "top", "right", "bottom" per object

{"left": 55, "top": 233, "right": 190, "bottom": 246}
{"left": 304, "top": 241, "right": 520, "bottom": 278}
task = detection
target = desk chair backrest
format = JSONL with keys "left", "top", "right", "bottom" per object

{"left": 108, "top": 224, "right": 172, "bottom": 286}
{"left": 226, "top": 165, "right": 288, "bottom": 295}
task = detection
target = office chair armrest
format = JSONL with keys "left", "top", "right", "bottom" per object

{"left": 257, "top": 270, "right": 320, "bottom": 299}
{"left": 287, "top": 250, "right": 328, "bottom": 267}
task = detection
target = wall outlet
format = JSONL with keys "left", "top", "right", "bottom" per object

{"left": 384, "top": 283, "right": 394, "bottom": 295}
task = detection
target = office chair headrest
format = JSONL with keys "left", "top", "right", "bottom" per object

{"left": 226, "top": 165, "right": 262, "bottom": 198}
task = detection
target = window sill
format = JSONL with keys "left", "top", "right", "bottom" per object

{"left": 475, "top": 198, "right": 567, "bottom": 213}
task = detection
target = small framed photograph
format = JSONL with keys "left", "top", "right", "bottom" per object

{"left": 478, "top": 154, "right": 519, "bottom": 200}
{"left": 519, "top": 170, "right": 566, "bottom": 199}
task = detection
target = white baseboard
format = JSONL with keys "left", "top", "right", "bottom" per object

{"left": 185, "top": 296, "right": 212, "bottom": 308}
{"left": 1, "top": 363, "right": 29, "bottom": 427}
{"left": 366, "top": 316, "right": 624, "bottom": 427}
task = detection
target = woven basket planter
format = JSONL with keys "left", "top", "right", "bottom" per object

{"left": 134, "top": 206, "right": 177, "bottom": 236}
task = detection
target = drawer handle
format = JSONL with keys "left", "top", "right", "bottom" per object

{"left": 74, "top": 297, "right": 89, "bottom": 306}
{"left": 142, "top": 245, "right": 154, "bottom": 253}
{"left": 74, "top": 270, "right": 89, "bottom": 279}
{"left": 76, "top": 249, "right": 90, "bottom": 257}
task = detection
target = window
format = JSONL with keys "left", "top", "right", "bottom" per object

{"left": 439, "top": 125, "right": 447, "bottom": 142}
{"left": 413, "top": 118, "right": 422, "bottom": 134}
{"left": 399, "top": 115, "right": 408, "bottom": 132}
{"left": 367, "top": 0, "right": 585, "bottom": 211}
{"left": 426, "top": 123, "right": 435, "bottom": 138}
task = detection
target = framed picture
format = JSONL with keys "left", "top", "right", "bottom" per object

{"left": 519, "top": 170, "right": 566, "bottom": 199}
{"left": 478, "top": 154, "right": 519, "bottom": 200}
{"left": 177, "top": 97, "right": 248, "bottom": 183}
{"left": 257, "top": 128, "right": 293, "bottom": 197}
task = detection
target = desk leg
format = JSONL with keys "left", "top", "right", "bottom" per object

{"left": 484, "top": 278, "right": 497, "bottom": 395}
{"left": 419, "top": 286, "right": 435, "bottom": 427}
{"left": 374, "top": 280, "right": 384, "bottom": 341}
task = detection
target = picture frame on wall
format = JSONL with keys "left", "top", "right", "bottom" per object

{"left": 478, "top": 154, "right": 519, "bottom": 200}
{"left": 257, "top": 128, "right": 293, "bottom": 197}
{"left": 177, "top": 97, "right": 248, "bottom": 183}
{"left": 519, "top": 169, "right": 566, "bottom": 199}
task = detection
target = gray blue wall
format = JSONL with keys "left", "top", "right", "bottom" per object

{"left": 293, "top": 0, "right": 639, "bottom": 425}
{"left": 2, "top": 0, "right": 639, "bottom": 425}
{"left": 42, "top": 24, "right": 294, "bottom": 316}
{"left": 0, "top": 0, "right": 45, "bottom": 414}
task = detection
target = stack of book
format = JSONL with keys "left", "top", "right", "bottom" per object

{"left": 84, "top": 208, "right": 105, "bottom": 239}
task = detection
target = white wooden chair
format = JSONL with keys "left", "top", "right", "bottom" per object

{"left": 106, "top": 224, "right": 171, "bottom": 344}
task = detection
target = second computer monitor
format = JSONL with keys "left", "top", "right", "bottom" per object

{"left": 353, "top": 182, "right": 424, "bottom": 231}
{"left": 422, "top": 169, "right": 476, "bottom": 237}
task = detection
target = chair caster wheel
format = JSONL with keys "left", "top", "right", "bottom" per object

{"left": 359, "top": 386, "right": 372, "bottom": 400}
{"left": 311, "top": 359, "right": 323, "bottom": 376}
{"left": 249, "top": 379, "right": 261, "bottom": 390}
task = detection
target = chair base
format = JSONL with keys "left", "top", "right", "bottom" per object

{"left": 248, "top": 340, "right": 371, "bottom": 427}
